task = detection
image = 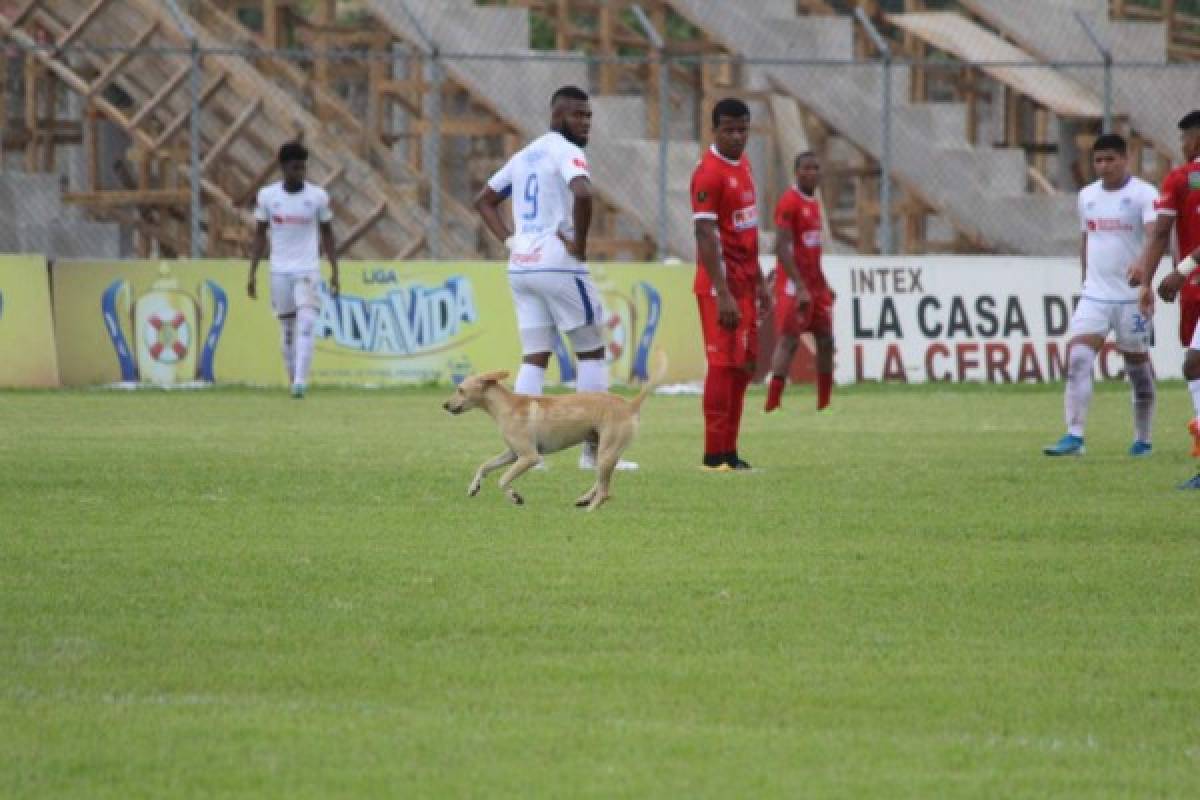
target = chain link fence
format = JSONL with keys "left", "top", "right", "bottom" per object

{"left": 0, "top": 0, "right": 1194, "bottom": 261}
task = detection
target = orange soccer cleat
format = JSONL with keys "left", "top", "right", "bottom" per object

{"left": 1189, "top": 418, "right": 1200, "bottom": 458}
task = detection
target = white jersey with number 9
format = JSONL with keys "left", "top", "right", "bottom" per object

{"left": 487, "top": 131, "right": 590, "bottom": 270}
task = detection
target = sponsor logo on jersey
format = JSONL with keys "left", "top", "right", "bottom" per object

{"left": 1189, "top": 171, "right": 1200, "bottom": 190}
{"left": 732, "top": 205, "right": 758, "bottom": 231}
{"left": 572, "top": 157, "right": 589, "bottom": 171}
{"left": 1087, "top": 217, "right": 1134, "bottom": 233}
{"left": 511, "top": 246, "right": 545, "bottom": 266}
{"left": 697, "top": 191, "right": 708, "bottom": 202}
{"left": 271, "top": 214, "right": 313, "bottom": 226}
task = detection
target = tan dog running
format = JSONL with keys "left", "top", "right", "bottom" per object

{"left": 442, "top": 352, "right": 667, "bottom": 511}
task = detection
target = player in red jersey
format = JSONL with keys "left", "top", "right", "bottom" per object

{"left": 764, "top": 151, "right": 835, "bottom": 413}
{"left": 1131, "top": 110, "right": 1200, "bottom": 487}
{"left": 692, "top": 97, "right": 770, "bottom": 471}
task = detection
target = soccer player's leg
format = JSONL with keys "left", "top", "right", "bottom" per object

{"left": 765, "top": 291, "right": 800, "bottom": 412}
{"left": 811, "top": 290, "right": 835, "bottom": 412}
{"left": 1044, "top": 299, "right": 1105, "bottom": 456}
{"left": 509, "top": 273, "right": 554, "bottom": 397}
{"left": 726, "top": 292, "right": 758, "bottom": 470}
{"left": 697, "top": 293, "right": 737, "bottom": 470}
{"left": 269, "top": 273, "right": 298, "bottom": 390}
{"left": 1116, "top": 304, "right": 1155, "bottom": 456}
{"left": 552, "top": 274, "right": 637, "bottom": 471}
{"left": 289, "top": 273, "right": 322, "bottom": 398}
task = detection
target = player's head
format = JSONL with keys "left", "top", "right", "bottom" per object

{"left": 711, "top": 97, "right": 750, "bottom": 161}
{"left": 551, "top": 85, "right": 592, "bottom": 148}
{"left": 1091, "top": 133, "right": 1128, "bottom": 188}
{"left": 1178, "top": 110, "right": 1200, "bottom": 161}
{"left": 278, "top": 140, "right": 308, "bottom": 186}
{"left": 794, "top": 151, "right": 820, "bottom": 194}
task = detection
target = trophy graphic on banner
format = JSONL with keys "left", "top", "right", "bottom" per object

{"left": 101, "top": 262, "right": 229, "bottom": 386}
{"left": 551, "top": 265, "right": 661, "bottom": 386}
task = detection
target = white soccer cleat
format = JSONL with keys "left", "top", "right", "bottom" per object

{"left": 578, "top": 444, "right": 639, "bottom": 471}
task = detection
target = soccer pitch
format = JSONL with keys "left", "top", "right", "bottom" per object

{"left": 2, "top": 383, "right": 1196, "bottom": 798}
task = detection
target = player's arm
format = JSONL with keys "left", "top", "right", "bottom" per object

{"left": 695, "top": 218, "right": 739, "bottom": 330}
{"left": 319, "top": 220, "right": 340, "bottom": 297}
{"left": 473, "top": 185, "right": 513, "bottom": 246}
{"left": 565, "top": 175, "right": 593, "bottom": 262}
{"left": 1141, "top": 215, "right": 1179, "bottom": 301}
{"left": 1080, "top": 232, "right": 1087, "bottom": 284}
{"left": 247, "top": 219, "right": 268, "bottom": 299}
{"left": 775, "top": 225, "right": 810, "bottom": 313}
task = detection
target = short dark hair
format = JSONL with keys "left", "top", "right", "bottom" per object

{"left": 1179, "top": 110, "right": 1200, "bottom": 131}
{"left": 278, "top": 141, "right": 308, "bottom": 164}
{"left": 794, "top": 151, "right": 817, "bottom": 170}
{"left": 1092, "top": 133, "right": 1127, "bottom": 155}
{"left": 552, "top": 85, "right": 589, "bottom": 105}
{"left": 712, "top": 97, "right": 750, "bottom": 129}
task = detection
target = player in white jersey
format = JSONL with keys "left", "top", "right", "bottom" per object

{"left": 1044, "top": 133, "right": 1159, "bottom": 456}
{"left": 473, "top": 85, "right": 636, "bottom": 471}
{"left": 247, "top": 141, "right": 340, "bottom": 398}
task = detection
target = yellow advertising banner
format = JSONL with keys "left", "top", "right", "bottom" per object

{"left": 52, "top": 260, "right": 704, "bottom": 387}
{"left": 0, "top": 254, "right": 58, "bottom": 388}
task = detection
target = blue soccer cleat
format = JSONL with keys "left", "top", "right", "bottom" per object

{"left": 1043, "top": 434, "right": 1084, "bottom": 456}
{"left": 1177, "top": 473, "right": 1200, "bottom": 490}
{"left": 1128, "top": 441, "right": 1153, "bottom": 457}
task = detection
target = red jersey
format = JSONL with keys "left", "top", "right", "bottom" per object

{"left": 691, "top": 145, "right": 760, "bottom": 296}
{"left": 773, "top": 186, "right": 825, "bottom": 294}
{"left": 1154, "top": 158, "right": 1200, "bottom": 302}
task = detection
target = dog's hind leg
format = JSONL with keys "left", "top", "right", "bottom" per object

{"left": 469, "top": 449, "right": 517, "bottom": 497}
{"left": 497, "top": 452, "right": 540, "bottom": 505}
{"left": 583, "top": 436, "right": 630, "bottom": 511}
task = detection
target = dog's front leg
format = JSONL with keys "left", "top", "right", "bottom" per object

{"left": 469, "top": 449, "right": 517, "bottom": 497}
{"left": 496, "top": 453, "right": 540, "bottom": 506}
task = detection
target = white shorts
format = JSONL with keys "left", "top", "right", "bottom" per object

{"left": 1069, "top": 297, "right": 1152, "bottom": 353}
{"left": 508, "top": 269, "right": 602, "bottom": 335}
{"left": 270, "top": 271, "right": 321, "bottom": 317}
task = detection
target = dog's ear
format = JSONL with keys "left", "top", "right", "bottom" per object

{"left": 477, "top": 370, "right": 510, "bottom": 385}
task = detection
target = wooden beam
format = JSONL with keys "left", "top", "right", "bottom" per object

{"left": 63, "top": 188, "right": 191, "bottom": 207}
{"left": 128, "top": 64, "right": 189, "bottom": 130}
{"left": 336, "top": 200, "right": 388, "bottom": 255}
{"left": 201, "top": 98, "right": 260, "bottom": 173}
{"left": 87, "top": 21, "right": 158, "bottom": 98}
{"left": 152, "top": 73, "right": 226, "bottom": 150}
{"left": 55, "top": 0, "right": 114, "bottom": 51}
{"left": 9, "top": 0, "right": 41, "bottom": 27}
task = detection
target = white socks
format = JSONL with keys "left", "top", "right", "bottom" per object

{"left": 293, "top": 306, "right": 317, "bottom": 387}
{"left": 1125, "top": 360, "right": 1155, "bottom": 444}
{"left": 515, "top": 363, "right": 546, "bottom": 396}
{"left": 576, "top": 358, "right": 609, "bottom": 393}
{"left": 1064, "top": 344, "right": 1096, "bottom": 437}
{"left": 279, "top": 316, "right": 296, "bottom": 384}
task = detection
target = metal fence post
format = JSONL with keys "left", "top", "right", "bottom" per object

{"left": 162, "top": 0, "right": 202, "bottom": 257}
{"left": 428, "top": 50, "right": 442, "bottom": 259}
{"left": 856, "top": 8, "right": 892, "bottom": 255}
{"left": 631, "top": 4, "right": 668, "bottom": 260}
{"left": 189, "top": 40, "right": 202, "bottom": 258}
{"left": 1075, "top": 11, "right": 1113, "bottom": 133}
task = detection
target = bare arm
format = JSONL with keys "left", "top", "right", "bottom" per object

{"left": 320, "top": 220, "right": 340, "bottom": 296}
{"left": 775, "top": 227, "right": 810, "bottom": 311}
{"left": 1080, "top": 232, "right": 1087, "bottom": 284}
{"left": 473, "top": 185, "right": 512, "bottom": 245}
{"left": 695, "top": 218, "right": 739, "bottom": 329}
{"left": 567, "top": 175, "right": 593, "bottom": 262}
{"left": 247, "top": 220, "right": 268, "bottom": 299}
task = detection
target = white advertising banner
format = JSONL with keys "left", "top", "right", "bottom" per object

{"left": 814, "top": 256, "right": 1184, "bottom": 385}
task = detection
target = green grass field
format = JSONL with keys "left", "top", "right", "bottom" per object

{"left": 2, "top": 382, "right": 1197, "bottom": 798}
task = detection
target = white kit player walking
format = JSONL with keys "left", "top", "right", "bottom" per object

{"left": 248, "top": 141, "right": 340, "bottom": 398}
{"left": 1044, "top": 133, "right": 1159, "bottom": 456}
{"left": 474, "top": 85, "right": 636, "bottom": 471}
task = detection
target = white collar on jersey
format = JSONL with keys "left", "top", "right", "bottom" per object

{"left": 709, "top": 144, "right": 743, "bottom": 167}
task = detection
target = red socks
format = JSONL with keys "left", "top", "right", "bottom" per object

{"left": 817, "top": 371, "right": 833, "bottom": 411}
{"left": 764, "top": 374, "right": 785, "bottom": 412}
{"left": 703, "top": 367, "right": 753, "bottom": 457}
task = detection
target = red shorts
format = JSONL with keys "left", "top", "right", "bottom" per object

{"left": 698, "top": 291, "right": 759, "bottom": 368}
{"left": 775, "top": 286, "right": 833, "bottom": 337}
{"left": 1181, "top": 298, "right": 1200, "bottom": 348}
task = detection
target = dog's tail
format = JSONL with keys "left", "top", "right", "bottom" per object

{"left": 630, "top": 350, "right": 669, "bottom": 414}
